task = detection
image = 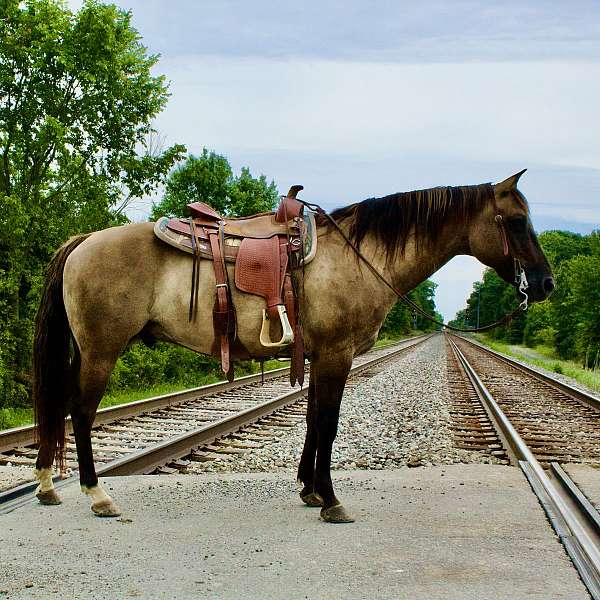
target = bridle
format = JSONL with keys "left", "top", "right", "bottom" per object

{"left": 492, "top": 193, "right": 529, "bottom": 312}
{"left": 297, "top": 192, "right": 529, "bottom": 333}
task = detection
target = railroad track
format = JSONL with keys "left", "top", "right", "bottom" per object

{"left": 0, "top": 334, "right": 432, "bottom": 512}
{"left": 446, "top": 334, "right": 600, "bottom": 599}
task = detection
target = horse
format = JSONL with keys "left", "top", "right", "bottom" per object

{"left": 32, "top": 169, "right": 554, "bottom": 522}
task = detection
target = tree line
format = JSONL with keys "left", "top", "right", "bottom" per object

{"left": 450, "top": 230, "right": 600, "bottom": 368}
{"left": 1, "top": 0, "right": 441, "bottom": 415}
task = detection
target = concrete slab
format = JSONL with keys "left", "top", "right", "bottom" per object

{"left": 0, "top": 466, "right": 588, "bottom": 600}
{"left": 564, "top": 464, "right": 600, "bottom": 511}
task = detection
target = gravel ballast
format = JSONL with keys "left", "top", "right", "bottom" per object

{"left": 188, "top": 335, "right": 498, "bottom": 475}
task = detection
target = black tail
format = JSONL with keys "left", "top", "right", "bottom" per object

{"left": 33, "top": 234, "right": 91, "bottom": 470}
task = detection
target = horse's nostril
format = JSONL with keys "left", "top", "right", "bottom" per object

{"left": 543, "top": 277, "right": 555, "bottom": 293}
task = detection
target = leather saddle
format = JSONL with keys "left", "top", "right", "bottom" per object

{"left": 153, "top": 185, "right": 317, "bottom": 385}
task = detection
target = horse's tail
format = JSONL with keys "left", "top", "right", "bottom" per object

{"left": 33, "top": 234, "right": 91, "bottom": 470}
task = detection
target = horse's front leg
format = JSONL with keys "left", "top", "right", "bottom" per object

{"left": 297, "top": 369, "right": 322, "bottom": 506}
{"left": 312, "top": 353, "right": 354, "bottom": 523}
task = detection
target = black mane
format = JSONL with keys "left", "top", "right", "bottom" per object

{"left": 320, "top": 183, "right": 495, "bottom": 257}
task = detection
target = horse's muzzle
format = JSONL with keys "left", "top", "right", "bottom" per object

{"left": 522, "top": 273, "right": 554, "bottom": 302}
{"left": 543, "top": 276, "right": 555, "bottom": 294}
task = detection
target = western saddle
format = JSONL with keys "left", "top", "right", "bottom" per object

{"left": 154, "top": 185, "right": 317, "bottom": 386}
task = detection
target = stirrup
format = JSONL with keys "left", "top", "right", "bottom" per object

{"left": 260, "top": 305, "right": 294, "bottom": 348}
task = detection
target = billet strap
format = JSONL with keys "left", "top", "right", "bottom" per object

{"left": 283, "top": 274, "right": 304, "bottom": 386}
{"left": 296, "top": 198, "right": 527, "bottom": 334}
{"left": 208, "top": 228, "right": 232, "bottom": 376}
{"left": 188, "top": 217, "right": 202, "bottom": 322}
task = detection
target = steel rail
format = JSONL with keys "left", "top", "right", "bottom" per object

{"left": 447, "top": 336, "right": 600, "bottom": 599}
{"left": 0, "top": 335, "right": 428, "bottom": 453}
{"left": 551, "top": 463, "right": 600, "bottom": 534}
{"left": 453, "top": 334, "right": 600, "bottom": 412}
{"left": 0, "top": 367, "right": 288, "bottom": 453}
{"left": 0, "top": 334, "right": 432, "bottom": 514}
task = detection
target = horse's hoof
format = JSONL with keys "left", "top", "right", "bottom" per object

{"left": 36, "top": 489, "right": 62, "bottom": 506}
{"left": 300, "top": 491, "right": 323, "bottom": 507}
{"left": 320, "top": 504, "right": 355, "bottom": 523}
{"left": 92, "top": 499, "right": 121, "bottom": 517}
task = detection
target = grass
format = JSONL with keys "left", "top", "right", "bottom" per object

{"left": 0, "top": 407, "right": 33, "bottom": 431}
{"left": 474, "top": 335, "right": 600, "bottom": 395}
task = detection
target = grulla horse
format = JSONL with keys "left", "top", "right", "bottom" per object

{"left": 33, "top": 170, "right": 553, "bottom": 522}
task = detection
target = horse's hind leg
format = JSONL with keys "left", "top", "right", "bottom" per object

{"left": 34, "top": 446, "right": 61, "bottom": 505}
{"left": 71, "top": 354, "right": 121, "bottom": 517}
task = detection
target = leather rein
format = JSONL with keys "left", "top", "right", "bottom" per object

{"left": 297, "top": 196, "right": 529, "bottom": 334}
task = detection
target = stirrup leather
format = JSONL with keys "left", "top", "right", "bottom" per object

{"left": 260, "top": 305, "right": 294, "bottom": 348}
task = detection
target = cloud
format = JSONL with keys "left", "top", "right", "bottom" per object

{"left": 97, "top": 1, "right": 600, "bottom": 63}
{"left": 155, "top": 57, "right": 600, "bottom": 208}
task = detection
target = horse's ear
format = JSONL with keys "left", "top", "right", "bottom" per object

{"left": 495, "top": 169, "right": 527, "bottom": 191}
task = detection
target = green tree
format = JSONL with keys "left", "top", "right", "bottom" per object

{"left": 0, "top": 0, "right": 184, "bottom": 407}
{"left": 536, "top": 230, "right": 590, "bottom": 268}
{"left": 380, "top": 280, "right": 441, "bottom": 337}
{"left": 453, "top": 230, "right": 600, "bottom": 366}
{"left": 552, "top": 251, "right": 600, "bottom": 363}
{"left": 150, "top": 150, "right": 279, "bottom": 219}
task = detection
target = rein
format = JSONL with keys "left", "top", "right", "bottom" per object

{"left": 298, "top": 198, "right": 528, "bottom": 334}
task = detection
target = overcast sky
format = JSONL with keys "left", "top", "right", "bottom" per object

{"left": 69, "top": 0, "right": 599, "bottom": 320}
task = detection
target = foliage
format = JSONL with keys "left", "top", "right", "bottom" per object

{"left": 380, "top": 280, "right": 442, "bottom": 337}
{"left": 107, "top": 342, "right": 222, "bottom": 392}
{"left": 453, "top": 230, "right": 600, "bottom": 368}
{"left": 150, "top": 150, "right": 279, "bottom": 219}
{"left": 0, "top": 0, "right": 184, "bottom": 409}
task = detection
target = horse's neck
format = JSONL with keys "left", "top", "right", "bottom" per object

{"left": 356, "top": 219, "right": 470, "bottom": 296}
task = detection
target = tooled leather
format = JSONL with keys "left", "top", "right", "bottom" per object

{"left": 235, "top": 237, "right": 288, "bottom": 318}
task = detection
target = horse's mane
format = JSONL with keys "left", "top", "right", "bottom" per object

{"left": 318, "top": 183, "right": 496, "bottom": 257}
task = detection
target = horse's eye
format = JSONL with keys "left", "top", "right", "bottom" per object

{"left": 507, "top": 217, "right": 527, "bottom": 233}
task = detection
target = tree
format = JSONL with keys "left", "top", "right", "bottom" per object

{"left": 552, "top": 252, "right": 600, "bottom": 363}
{"left": 150, "top": 150, "right": 279, "bottom": 219}
{"left": 0, "top": 0, "right": 185, "bottom": 406}
{"left": 536, "top": 231, "right": 590, "bottom": 268}
{"left": 380, "top": 280, "right": 441, "bottom": 337}
{"left": 453, "top": 230, "right": 600, "bottom": 367}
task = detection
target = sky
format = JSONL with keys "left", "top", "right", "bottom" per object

{"left": 69, "top": 0, "right": 599, "bottom": 320}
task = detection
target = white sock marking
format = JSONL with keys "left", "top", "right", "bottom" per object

{"left": 33, "top": 467, "right": 54, "bottom": 493}
{"left": 81, "top": 484, "right": 112, "bottom": 506}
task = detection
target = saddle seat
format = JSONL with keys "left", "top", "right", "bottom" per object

{"left": 153, "top": 185, "right": 315, "bottom": 386}
{"left": 154, "top": 189, "right": 317, "bottom": 264}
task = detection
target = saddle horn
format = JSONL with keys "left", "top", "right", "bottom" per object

{"left": 287, "top": 185, "right": 304, "bottom": 199}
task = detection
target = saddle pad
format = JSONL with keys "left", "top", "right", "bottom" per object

{"left": 153, "top": 212, "right": 318, "bottom": 266}
{"left": 235, "top": 236, "right": 287, "bottom": 310}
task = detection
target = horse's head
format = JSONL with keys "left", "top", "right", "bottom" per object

{"left": 469, "top": 170, "right": 554, "bottom": 303}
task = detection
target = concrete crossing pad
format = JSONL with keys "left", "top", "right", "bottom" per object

{"left": 0, "top": 466, "right": 589, "bottom": 599}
